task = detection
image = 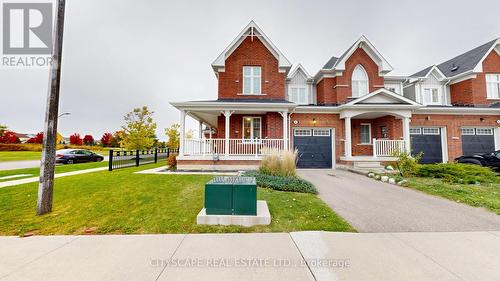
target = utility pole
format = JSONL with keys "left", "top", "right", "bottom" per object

{"left": 37, "top": 0, "right": 66, "bottom": 215}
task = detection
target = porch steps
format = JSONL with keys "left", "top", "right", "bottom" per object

{"left": 352, "top": 161, "right": 385, "bottom": 172}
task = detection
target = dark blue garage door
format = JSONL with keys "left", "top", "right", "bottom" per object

{"left": 294, "top": 128, "right": 332, "bottom": 169}
{"left": 410, "top": 127, "right": 443, "bottom": 164}
{"left": 461, "top": 127, "right": 495, "bottom": 155}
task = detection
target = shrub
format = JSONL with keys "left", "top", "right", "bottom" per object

{"left": 167, "top": 154, "right": 177, "bottom": 169}
{"left": 69, "top": 133, "right": 83, "bottom": 145}
{"left": 0, "top": 131, "right": 20, "bottom": 144}
{"left": 26, "top": 132, "right": 43, "bottom": 144}
{"left": 417, "top": 163, "right": 498, "bottom": 184}
{"left": 243, "top": 171, "right": 317, "bottom": 194}
{"left": 100, "top": 133, "right": 113, "bottom": 147}
{"left": 83, "top": 135, "right": 94, "bottom": 146}
{"left": 260, "top": 148, "right": 298, "bottom": 177}
{"left": 393, "top": 150, "right": 422, "bottom": 177}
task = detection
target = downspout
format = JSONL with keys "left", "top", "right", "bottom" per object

{"left": 288, "top": 107, "right": 297, "bottom": 150}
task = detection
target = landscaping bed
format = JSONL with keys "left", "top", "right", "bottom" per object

{"left": 0, "top": 164, "right": 354, "bottom": 235}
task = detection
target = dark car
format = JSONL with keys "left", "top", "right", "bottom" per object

{"left": 455, "top": 150, "right": 500, "bottom": 171}
{"left": 56, "top": 149, "right": 104, "bottom": 164}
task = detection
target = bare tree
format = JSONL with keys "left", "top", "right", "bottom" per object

{"left": 37, "top": 0, "right": 66, "bottom": 215}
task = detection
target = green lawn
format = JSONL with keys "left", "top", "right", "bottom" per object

{"left": 0, "top": 162, "right": 108, "bottom": 182}
{"left": 0, "top": 151, "right": 41, "bottom": 162}
{"left": 0, "top": 164, "right": 354, "bottom": 235}
{"left": 404, "top": 177, "right": 500, "bottom": 215}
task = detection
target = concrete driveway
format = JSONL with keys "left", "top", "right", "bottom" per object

{"left": 298, "top": 169, "right": 500, "bottom": 232}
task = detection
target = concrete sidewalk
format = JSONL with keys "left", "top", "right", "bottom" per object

{"left": 1, "top": 232, "right": 499, "bottom": 281}
{"left": 0, "top": 167, "right": 107, "bottom": 188}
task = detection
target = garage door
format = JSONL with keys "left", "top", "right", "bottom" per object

{"left": 293, "top": 128, "right": 332, "bottom": 169}
{"left": 410, "top": 127, "right": 443, "bottom": 164}
{"left": 461, "top": 127, "right": 495, "bottom": 155}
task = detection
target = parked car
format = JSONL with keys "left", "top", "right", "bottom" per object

{"left": 56, "top": 149, "right": 104, "bottom": 164}
{"left": 455, "top": 150, "right": 500, "bottom": 171}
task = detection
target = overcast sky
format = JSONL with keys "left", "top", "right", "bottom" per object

{"left": 1, "top": 0, "right": 500, "bottom": 140}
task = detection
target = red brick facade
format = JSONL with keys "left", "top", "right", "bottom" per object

{"left": 351, "top": 116, "right": 403, "bottom": 156}
{"left": 450, "top": 51, "right": 500, "bottom": 105}
{"left": 216, "top": 113, "right": 283, "bottom": 139}
{"left": 218, "top": 36, "right": 286, "bottom": 100}
{"left": 317, "top": 48, "right": 385, "bottom": 105}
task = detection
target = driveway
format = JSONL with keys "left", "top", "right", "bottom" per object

{"left": 298, "top": 169, "right": 500, "bottom": 232}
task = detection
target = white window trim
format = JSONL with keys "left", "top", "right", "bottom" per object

{"left": 476, "top": 128, "right": 494, "bottom": 135}
{"left": 313, "top": 129, "right": 331, "bottom": 136}
{"left": 294, "top": 128, "right": 312, "bottom": 136}
{"left": 242, "top": 66, "right": 262, "bottom": 95}
{"left": 242, "top": 116, "right": 262, "bottom": 142}
{"left": 352, "top": 64, "right": 369, "bottom": 98}
{"left": 486, "top": 74, "right": 500, "bottom": 99}
{"left": 422, "top": 87, "right": 443, "bottom": 105}
{"left": 422, "top": 127, "right": 440, "bottom": 135}
{"left": 461, "top": 128, "right": 476, "bottom": 135}
{"left": 359, "top": 123, "right": 372, "bottom": 145}
{"left": 288, "top": 85, "right": 309, "bottom": 104}
{"left": 410, "top": 128, "right": 422, "bottom": 135}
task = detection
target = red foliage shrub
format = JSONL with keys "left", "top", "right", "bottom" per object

{"left": 83, "top": 134, "right": 94, "bottom": 146}
{"left": 69, "top": 133, "right": 83, "bottom": 145}
{"left": 100, "top": 132, "right": 113, "bottom": 147}
{"left": 0, "top": 131, "right": 20, "bottom": 144}
{"left": 26, "top": 132, "right": 43, "bottom": 144}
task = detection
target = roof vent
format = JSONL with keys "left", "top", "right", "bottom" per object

{"left": 451, "top": 64, "right": 459, "bottom": 72}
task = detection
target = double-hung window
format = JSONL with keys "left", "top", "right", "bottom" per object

{"left": 289, "top": 86, "right": 308, "bottom": 104}
{"left": 422, "top": 87, "right": 442, "bottom": 105}
{"left": 243, "top": 117, "right": 261, "bottom": 141}
{"left": 486, "top": 74, "right": 500, "bottom": 99}
{"left": 243, "top": 66, "right": 261, "bottom": 95}
{"left": 360, "top": 124, "right": 371, "bottom": 144}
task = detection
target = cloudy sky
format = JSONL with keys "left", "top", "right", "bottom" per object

{"left": 1, "top": 0, "right": 499, "bottom": 140}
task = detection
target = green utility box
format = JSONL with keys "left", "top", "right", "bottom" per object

{"left": 205, "top": 176, "right": 257, "bottom": 216}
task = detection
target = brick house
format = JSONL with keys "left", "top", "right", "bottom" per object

{"left": 171, "top": 21, "right": 500, "bottom": 170}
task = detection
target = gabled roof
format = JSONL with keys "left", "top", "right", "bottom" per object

{"left": 409, "top": 65, "right": 446, "bottom": 80}
{"left": 331, "top": 36, "right": 393, "bottom": 74}
{"left": 287, "top": 63, "right": 313, "bottom": 81}
{"left": 436, "top": 38, "right": 499, "bottom": 78}
{"left": 322, "top": 56, "right": 338, "bottom": 69}
{"left": 410, "top": 38, "right": 500, "bottom": 80}
{"left": 342, "top": 88, "right": 421, "bottom": 107}
{"left": 211, "top": 21, "right": 292, "bottom": 74}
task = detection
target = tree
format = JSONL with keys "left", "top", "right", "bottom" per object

{"left": 27, "top": 132, "right": 44, "bottom": 144}
{"left": 83, "top": 134, "right": 94, "bottom": 146}
{"left": 164, "top": 123, "right": 180, "bottom": 149}
{"left": 100, "top": 132, "right": 113, "bottom": 147}
{"left": 120, "top": 106, "right": 157, "bottom": 150}
{"left": 0, "top": 131, "right": 20, "bottom": 144}
{"left": 110, "top": 131, "right": 124, "bottom": 147}
{"left": 0, "top": 124, "right": 7, "bottom": 137}
{"left": 69, "top": 133, "right": 83, "bottom": 145}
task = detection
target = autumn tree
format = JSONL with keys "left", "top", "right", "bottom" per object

{"left": 164, "top": 123, "right": 180, "bottom": 149}
{"left": 27, "top": 132, "right": 44, "bottom": 144}
{"left": 83, "top": 134, "right": 94, "bottom": 146}
{"left": 69, "top": 133, "right": 83, "bottom": 145}
{"left": 0, "top": 124, "right": 7, "bottom": 137}
{"left": 100, "top": 132, "right": 113, "bottom": 147}
{"left": 110, "top": 131, "right": 124, "bottom": 147}
{"left": 0, "top": 131, "right": 20, "bottom": 144}
{"left": 120, "top": 106, "right": 157, "bottom": 150}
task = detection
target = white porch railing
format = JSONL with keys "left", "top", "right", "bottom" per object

{"left": 373, "top": 139, "right": 406, "bottom": 157}
{"left": 183, "top": 138, "right": 284, "bottom": 156}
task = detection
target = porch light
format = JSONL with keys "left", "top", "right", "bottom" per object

{"left": 312, "top": 118, "right": 317, "bottom": 125}
{"left": 480, "top": 117, "right": 485, "bottom": 122}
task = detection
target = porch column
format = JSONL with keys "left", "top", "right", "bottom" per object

{"left": 223, "top": 110, "right": 232, "bottom": 156}
{"left": 344, "top": 117, "right": 352, "bottom": 157}
{"left": 198, "top": 121, "right": 203, "bottom": 139}
{"left": 403, "top": 117, "right": 411, "bottom": 154}
{"left": 280, "top": 111, "right": 288, "bottom": 150}
{"left": 179, "top": 110, "right": 186, "bottom": 156}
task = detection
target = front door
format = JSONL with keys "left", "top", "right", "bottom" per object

{"left": 293, "top": 128, "right": 332, "bottom": 169}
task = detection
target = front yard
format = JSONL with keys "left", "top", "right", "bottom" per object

{"left": 0, "top": 161, "right": 108, "bottom": 182}
{"left": 404, "top": 177, "right": 500, "bottom": 215}
{"left": 0, "top": 164, "right": 354, "bottom": 235}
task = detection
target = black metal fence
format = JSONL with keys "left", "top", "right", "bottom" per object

{"left": 108, "top": 147, "right": 178, "bottom": 171}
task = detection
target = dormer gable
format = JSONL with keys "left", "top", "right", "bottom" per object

{"left": 212, "top": 21, "right": 292, "bottom": 76}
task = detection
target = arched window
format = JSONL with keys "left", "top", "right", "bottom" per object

{"left": 352, "top": 64, "right": 369, "bottom": 97}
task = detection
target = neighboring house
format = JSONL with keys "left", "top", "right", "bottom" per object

{"left": 171, "top": 21, "right": 500, "bottom": 170}
{"left": 13, "top": 133, "right": 33, "bottom": 143}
